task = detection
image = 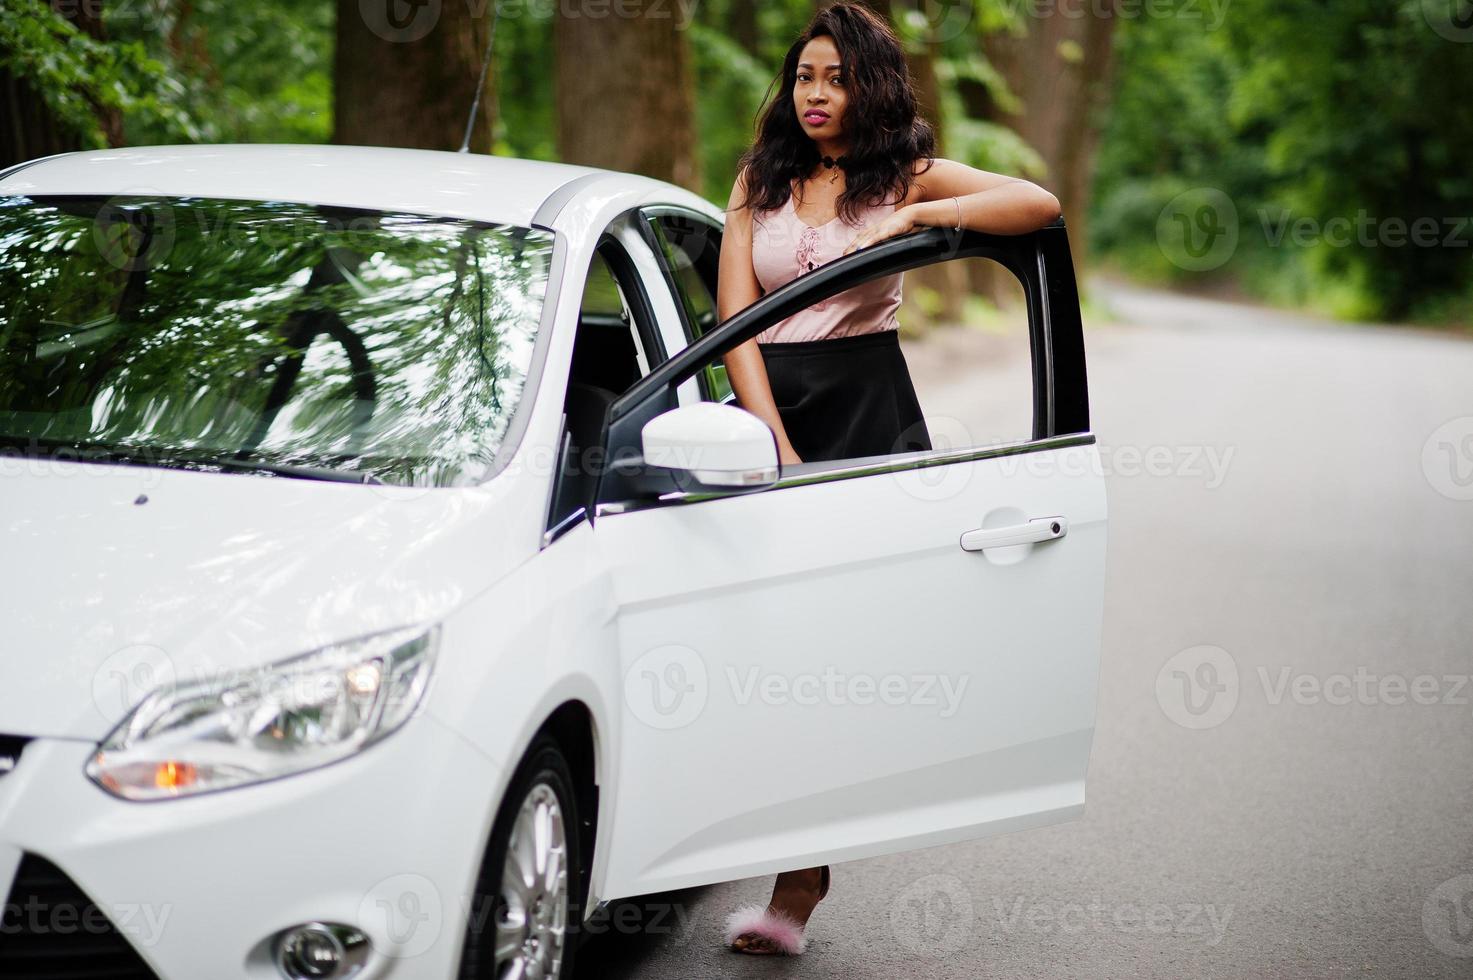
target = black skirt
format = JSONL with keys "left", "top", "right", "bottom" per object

{"left": 752, "top": 329, "right": 932, "bottom": 463}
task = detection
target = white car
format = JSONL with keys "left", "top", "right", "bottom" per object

{"left": 0, "top": 144, "right": 1106, "bottom": 979}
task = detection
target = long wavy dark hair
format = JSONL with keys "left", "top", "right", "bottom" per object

{"left": 731, "top": 1, "right": 937, "bottom": 227}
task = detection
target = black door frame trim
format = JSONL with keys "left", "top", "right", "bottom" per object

{"left": 595, "top": 220, "right": 1088, "bottom": 507}
{"left": 634, "top": 204, "right": 727, "bottom": 402}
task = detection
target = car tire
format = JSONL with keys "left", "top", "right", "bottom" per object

{"left": 458, "top": 735, "right": 582, "bottom": 980}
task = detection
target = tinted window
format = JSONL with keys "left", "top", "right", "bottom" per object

{"left": 646, "top": 213, "right": 730, "bottom": 401}
{"left": 579, "top": 250, "right": 628, "bottom": 322}
{"left": 0, "top": 196, "right": 554, "bottom": 486}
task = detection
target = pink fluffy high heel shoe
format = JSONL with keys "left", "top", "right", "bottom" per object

{"left": 724, "top": 865, "right": 831, "bottom": 955}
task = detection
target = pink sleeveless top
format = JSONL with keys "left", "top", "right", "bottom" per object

{"left": 751, "top": 186, "right": 903, "bottom": 344}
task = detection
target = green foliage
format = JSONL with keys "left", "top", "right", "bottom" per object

{"left": 690, "top": 0, "right": 1043, "bottom": 205}
{"left": 106, "top": 0, "right": 332, "bottom": 144}
{"left": 8, "top": 0, "right": 1052, "bottom": 214}
{"left": 0, "top": 0, "right": 197, "bottom": 145}
{"left": 691, "top": 21, "right": 778, "bottom": 204}
{"left": 935, "top": 57, "right": 1045, "bottom": 178}
{"left": 1093, "top": 1, "right": 1473, "bottom": 323}
{"left": 20, "top": 0, "right": 1459, "bottom": 325}
{"left": 491, "top": 2, "right": 557, "bottom": 160}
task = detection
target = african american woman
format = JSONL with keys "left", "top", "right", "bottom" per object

{"left": 715, "top": 1, "right": 1063, "bottom": 957}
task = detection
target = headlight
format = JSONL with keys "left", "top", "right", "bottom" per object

{"left": 86, "top": 624, "right": 440, "bottom": 801}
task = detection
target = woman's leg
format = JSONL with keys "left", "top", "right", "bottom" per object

{"left": 728, "top": 866, "right": 830, "bottom": 954}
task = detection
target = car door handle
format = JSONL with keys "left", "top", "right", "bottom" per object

{"left": 959, "top": 516, "right": 1068, "bottom": 552}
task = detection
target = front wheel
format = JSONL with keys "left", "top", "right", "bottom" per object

{"left": 459, "top": 737, "right": 580, "bottom": 980}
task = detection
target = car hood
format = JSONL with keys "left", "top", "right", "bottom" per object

{"left": 1, "top": 461, "right": 522, "bottom": 741}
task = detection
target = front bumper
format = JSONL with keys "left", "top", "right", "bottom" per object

{"left": 0, "top": 710, "right": 503, "bottom": 979}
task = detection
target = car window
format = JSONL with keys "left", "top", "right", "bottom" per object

{"left": 569, "top": 249, "right": 649, "bottom": 391}
{"left": 0, "top": 195, "right": 554, "bottom": 487}
{"left": 644, "top": 212, "right": 731, "bottom": 403}
{"left": 546, "top": 237, "right": 663, "bottom": 540}
{"left": 685, "top": 252, "right": 1036, "bottom": 462}
{"left": 580, "top": 249, "right": 628, "bottom": 319}
{"left": 592, "top": 224, "right": 1084, "bottom": 505}
{"left": 893, "top": 256, "right": 1035, "bottom": 454}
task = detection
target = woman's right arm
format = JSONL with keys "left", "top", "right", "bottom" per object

{"left": 717, "top": 168, "right": 804, "bottom": 465}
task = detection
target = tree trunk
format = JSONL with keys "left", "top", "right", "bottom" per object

{"left": 983, "top": 1, "right": 1119, "bottom": 274}
{"left": 554, "top": 1, "right": 700, "bottom": 190}
{"left": 333, "top": 0, "right": 497, "bottom": 152}
{"left": 1, "top": 1, "right": 121, "bottom": 168}
{"left": 729, "top": 1, "right": 760, "bottom": 56}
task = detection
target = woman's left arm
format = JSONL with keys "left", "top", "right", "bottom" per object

{"left": 844, "top": 158, "right": 1061, "bottom": 255}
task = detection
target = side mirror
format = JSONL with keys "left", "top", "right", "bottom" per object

{"left": 640, "top": 403, "right": 779, "bottom": 491}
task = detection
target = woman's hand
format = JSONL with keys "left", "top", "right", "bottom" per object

{"left": 842, "top": 206, "right": 918, "bottom": 256}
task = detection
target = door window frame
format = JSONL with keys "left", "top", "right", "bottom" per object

{"left": 542, "top": 222, "right": 673, "bottom": 546}
{"left": 591, "top": 231, "right": 669, "bottom": 368}
{"left": 591, "top": 221, "right": 1092, "bottom": 514}
{"left": 636, "top": 205, "right": 733, "bottom": 404}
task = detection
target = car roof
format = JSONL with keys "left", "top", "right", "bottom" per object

{"left": 0, "top": 143, "right": 720, "bottom": 230}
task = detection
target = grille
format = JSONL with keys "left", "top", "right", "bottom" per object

{"left": 0, "top": 734, "right": 26, "bottom": 779}
{"left": 0, "top": 853, "right": 161, "bottom": 978}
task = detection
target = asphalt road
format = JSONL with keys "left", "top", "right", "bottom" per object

{"left": 575, "top": 283, "right": 1473, "bottom": 978}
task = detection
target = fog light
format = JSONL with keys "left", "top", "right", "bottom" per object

{"left": 275, "top": 923, "right": 369, "bottom": 980}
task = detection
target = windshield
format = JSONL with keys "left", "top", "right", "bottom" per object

{"left": 0, "top": 195, "right": 554, "bottom": 486}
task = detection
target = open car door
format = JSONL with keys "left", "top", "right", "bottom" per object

{"left": 590, "top": 220, "right": 1106, "bottom": 901}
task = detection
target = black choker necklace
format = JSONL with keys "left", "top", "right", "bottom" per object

{"left": 820, "top": 154, "right": 850, "bottom": 170}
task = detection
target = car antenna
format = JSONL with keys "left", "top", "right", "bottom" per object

{"left": 458, "top": 4, "right": 502, "bottom": 154}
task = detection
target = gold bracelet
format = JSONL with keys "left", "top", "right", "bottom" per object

{"left": 953, "top": 196, "right": 962, "bottom": 231}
